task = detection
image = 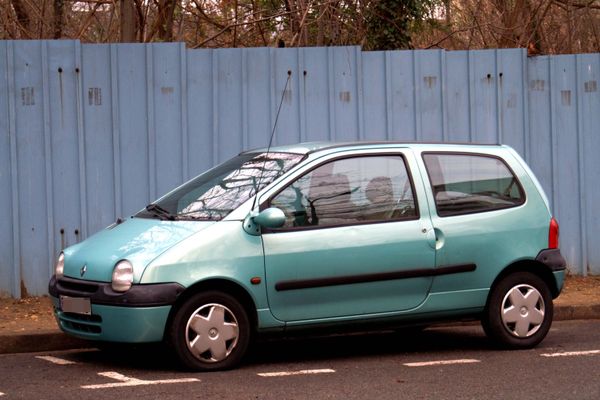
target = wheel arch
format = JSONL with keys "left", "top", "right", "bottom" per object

{"left": 165, "top": 278, "right": 259, "bottom": 338}
{"left": 482, "top": 262, "right": 555, "bottom": 348}
{"left": 488, "top": 260, "right": 560, "bottom": 306}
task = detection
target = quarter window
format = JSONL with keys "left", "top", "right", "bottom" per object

{"left": 269, "top": 155, "right": 417, "bottom": 229}
{"left": 422, "top": 153, "right": 525, "bottom": 217}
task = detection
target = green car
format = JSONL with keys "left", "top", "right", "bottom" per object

{"left": 49, "top": 142, "right": 565, "bottom": 371}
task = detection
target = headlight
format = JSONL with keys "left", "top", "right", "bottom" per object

{"left": 55, "top": 252, "right": 64, "bottom": 279}
{"left": 111, "top": 260, "right": 133, "bottom": 292}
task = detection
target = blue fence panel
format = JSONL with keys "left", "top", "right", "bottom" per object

{"left": 48, "top": 41, "right": 83, "bottom": 261}
{"left": 392, "top": 51, "right": 420, "bottom": 140}
{"left": 551, "top": 56, "right": 582, "bottom": 270}
{"left": 470, "top": 50, "right": 499, "bottom": 144}
{"left": 578, "top": 54, "right": 600, "bottom": 278}
{"left": 1, "top": 41, "right": 599, "bottom": 297}
{"left": 415, "top": 50, "right": 445, "bottom": 141}
{"left": 245, "top": 48, "right": 272, "bottom": 149}
{"left": 445, "top": 51, "right": 471, "bottom": 142}
{"left": 186, "top": 49, "right": 214, "bottom": 176}
{"left": 152, "top": 43, "right": 186, "bottom": 196}
{"left": 12, "top": 42, "right": 53, "bottom": 296}
{"left": 302, "top": 47, "right": 332, "bottom": 141}
{"left": 527, "top": 57, "right": 554, "bottom": 208}
{"left": 331, "top": 47, "right": 361, "bottom": 141}
{"left": 270, "top": 48, "right": 296, "bottom": 146}
{"left": 497, "top": 50, "right": 527, "bottom": 154}
{"left": 361, "top": 51, "right": 388, "bottom": 140}
{"left": 81, "top": 44, "right": 116, "bottom": 235}
{"left": 117, "top": 45, "right": 151, "bottom": 217}
{"left": 215, "top": 49, "right": 244, "bottom": 162}
{"left": 0, "top": 41, "right": 14, "bottom": 297}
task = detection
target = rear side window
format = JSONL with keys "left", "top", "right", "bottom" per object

{"left": 422, "top": 153, "right": 524, "bottom": 217}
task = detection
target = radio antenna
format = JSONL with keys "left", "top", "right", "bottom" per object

{"left": 251, "top": 70, "right": 292, "bottom": 210}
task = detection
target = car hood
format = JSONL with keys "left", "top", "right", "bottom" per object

{"left": 62, "top": 217, "right": 215, "bottom": 283}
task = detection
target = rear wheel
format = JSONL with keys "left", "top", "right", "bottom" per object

{"left": 168, "top": 291, "right": 250, "bottom": 371}
{"left": 482, "top": 272, "right": 553, "bottom": 349}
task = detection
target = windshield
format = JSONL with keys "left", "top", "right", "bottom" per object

{"left": 136, "top": 152, "right": 304, "bottom": 221}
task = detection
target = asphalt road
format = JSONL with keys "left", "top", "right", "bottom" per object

{"left": 1, "top": 320, "right": 599, "bottom": 400}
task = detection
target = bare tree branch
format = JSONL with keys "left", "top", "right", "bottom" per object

{"left": 75, "top": 2, "right": 103, "bottom": 39}
{"left": 425, "top": 25, "right": 479, "bottom": 49}
{"left": 193, "top": 8, "right": 299, "bottom": 48}
{"left": 553, "top": 0, "right": 600, "bottom": 10}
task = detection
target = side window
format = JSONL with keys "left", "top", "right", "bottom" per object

{"left": 269, "top": 155, "right": 417, "bottom": 229}
{"left": 422, "top": 153, "right": 525, "bottom": 217}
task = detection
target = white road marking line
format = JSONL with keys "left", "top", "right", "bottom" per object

{"left": 403, "top": 359, "right": 481, "bottom": 367}
{"left": 35, "top": 356, "right": 76, "bottom": 365}
{"left": 81, "top": 371, "right": 199, "bottom": 389}
{"left": 541, "top": 350, "right": 600, "bottom": 358}
{"left": 258, "top": 368, "right": 336, "bottom": 377}
{"left": 0, "top": 391, "right": 5, "bottom": 396}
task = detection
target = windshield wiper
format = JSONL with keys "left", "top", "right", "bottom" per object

{"left": 145, "top": 203, "right": 177, "bottom": 221}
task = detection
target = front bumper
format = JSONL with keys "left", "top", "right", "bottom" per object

{"left": 49, "top": 275, "right": 185, "bottom": 342}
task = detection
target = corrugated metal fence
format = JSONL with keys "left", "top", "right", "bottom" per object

{"left": 1, "top": 41, "right": 599, "bottom": 297}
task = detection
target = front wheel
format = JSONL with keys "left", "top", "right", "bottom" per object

{"left": 168, "top": 291, "right": 251, "bottom": 371}
{"left": 482, "top": 272, "right": 553, "bottom": 349}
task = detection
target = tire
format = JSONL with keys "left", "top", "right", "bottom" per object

{"left": 168, "top": 291, "right": 251, "bottom": 371}
{"left": 482, "top": 272, "right": 553, "bottom": 349}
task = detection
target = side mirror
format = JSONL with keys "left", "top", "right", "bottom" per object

{"left": 254, "top": 207, "right": 286, "bottom": 228}
{"left": 243, "top": 207, "right": 286, "bottom": 235}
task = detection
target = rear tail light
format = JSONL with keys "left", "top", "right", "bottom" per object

{"left": 549, "top": 217, "right": 559, "bottom": 249}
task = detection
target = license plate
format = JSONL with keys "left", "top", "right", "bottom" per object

{"left": 60, "top": 296, "right": 91, "bottom": 315}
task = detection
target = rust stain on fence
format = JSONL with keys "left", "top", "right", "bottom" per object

{"left": 584, "top": 80, "right": 597, "bottom": 92}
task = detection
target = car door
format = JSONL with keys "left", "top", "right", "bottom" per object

{"left": 261, "top": 150, "right": 436, "bottom": 323}
{"left": 420, "top": 151, "right": 535, "bottom": 297}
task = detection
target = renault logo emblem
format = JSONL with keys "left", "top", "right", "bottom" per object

{"left": 80, "top": 264, "right": 87, "bottom": 277}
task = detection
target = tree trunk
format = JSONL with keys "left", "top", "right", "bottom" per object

{"left": 120, "top": 0, "right": 138, "bottom": 42}
{"left": 155, "top": 0, "right": 177, "bottom": 42}
{"left": 284, "top": 0, "right": 301, "bottom": 41}
{"left": 53, "top": 0, "right": 64, "bottom": 39}
{"left": 316, "top": 2, "right": 325, "bottom": 46}
{"left": 10, "top": 0, "right": 31, "bottom": 38}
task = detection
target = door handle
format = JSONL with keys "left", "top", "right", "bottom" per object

{"left": 426, "top": 228, "right": 436, "bottom": 249}
{"left": 426, "top": 228, "right": 445, "bottom": 250}
{"left": 433, "top": 227, "right": 445, "bottom": 250}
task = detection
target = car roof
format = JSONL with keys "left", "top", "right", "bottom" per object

{"left": 243, "top": 141, "right": 506, "bottom": 156}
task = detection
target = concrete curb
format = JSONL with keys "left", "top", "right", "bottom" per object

{"left": 1, "top": 304, "right": 599, "bottom": 355}
{"left": 0, "top": 330, "right": 88, "bottom": 355}
{"left": 554, "top": 304, "right": 600, "bottom": 321}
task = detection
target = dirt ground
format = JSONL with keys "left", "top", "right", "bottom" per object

{"left": 0, "top": 275, "right": 599, "bottom": 335}
{"left": 554, "top": 275, "right": 600, "bottom": 305}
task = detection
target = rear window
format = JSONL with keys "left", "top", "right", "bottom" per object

{"left": 422, "top": 153, "right": 525, "bottom": 217}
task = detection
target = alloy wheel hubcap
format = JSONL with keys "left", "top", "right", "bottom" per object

{"left": 501, "top": 284, "right": 545, "bottom": 338}
{"left": 185, "top": 303, "right": 239, "bottom": 363}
